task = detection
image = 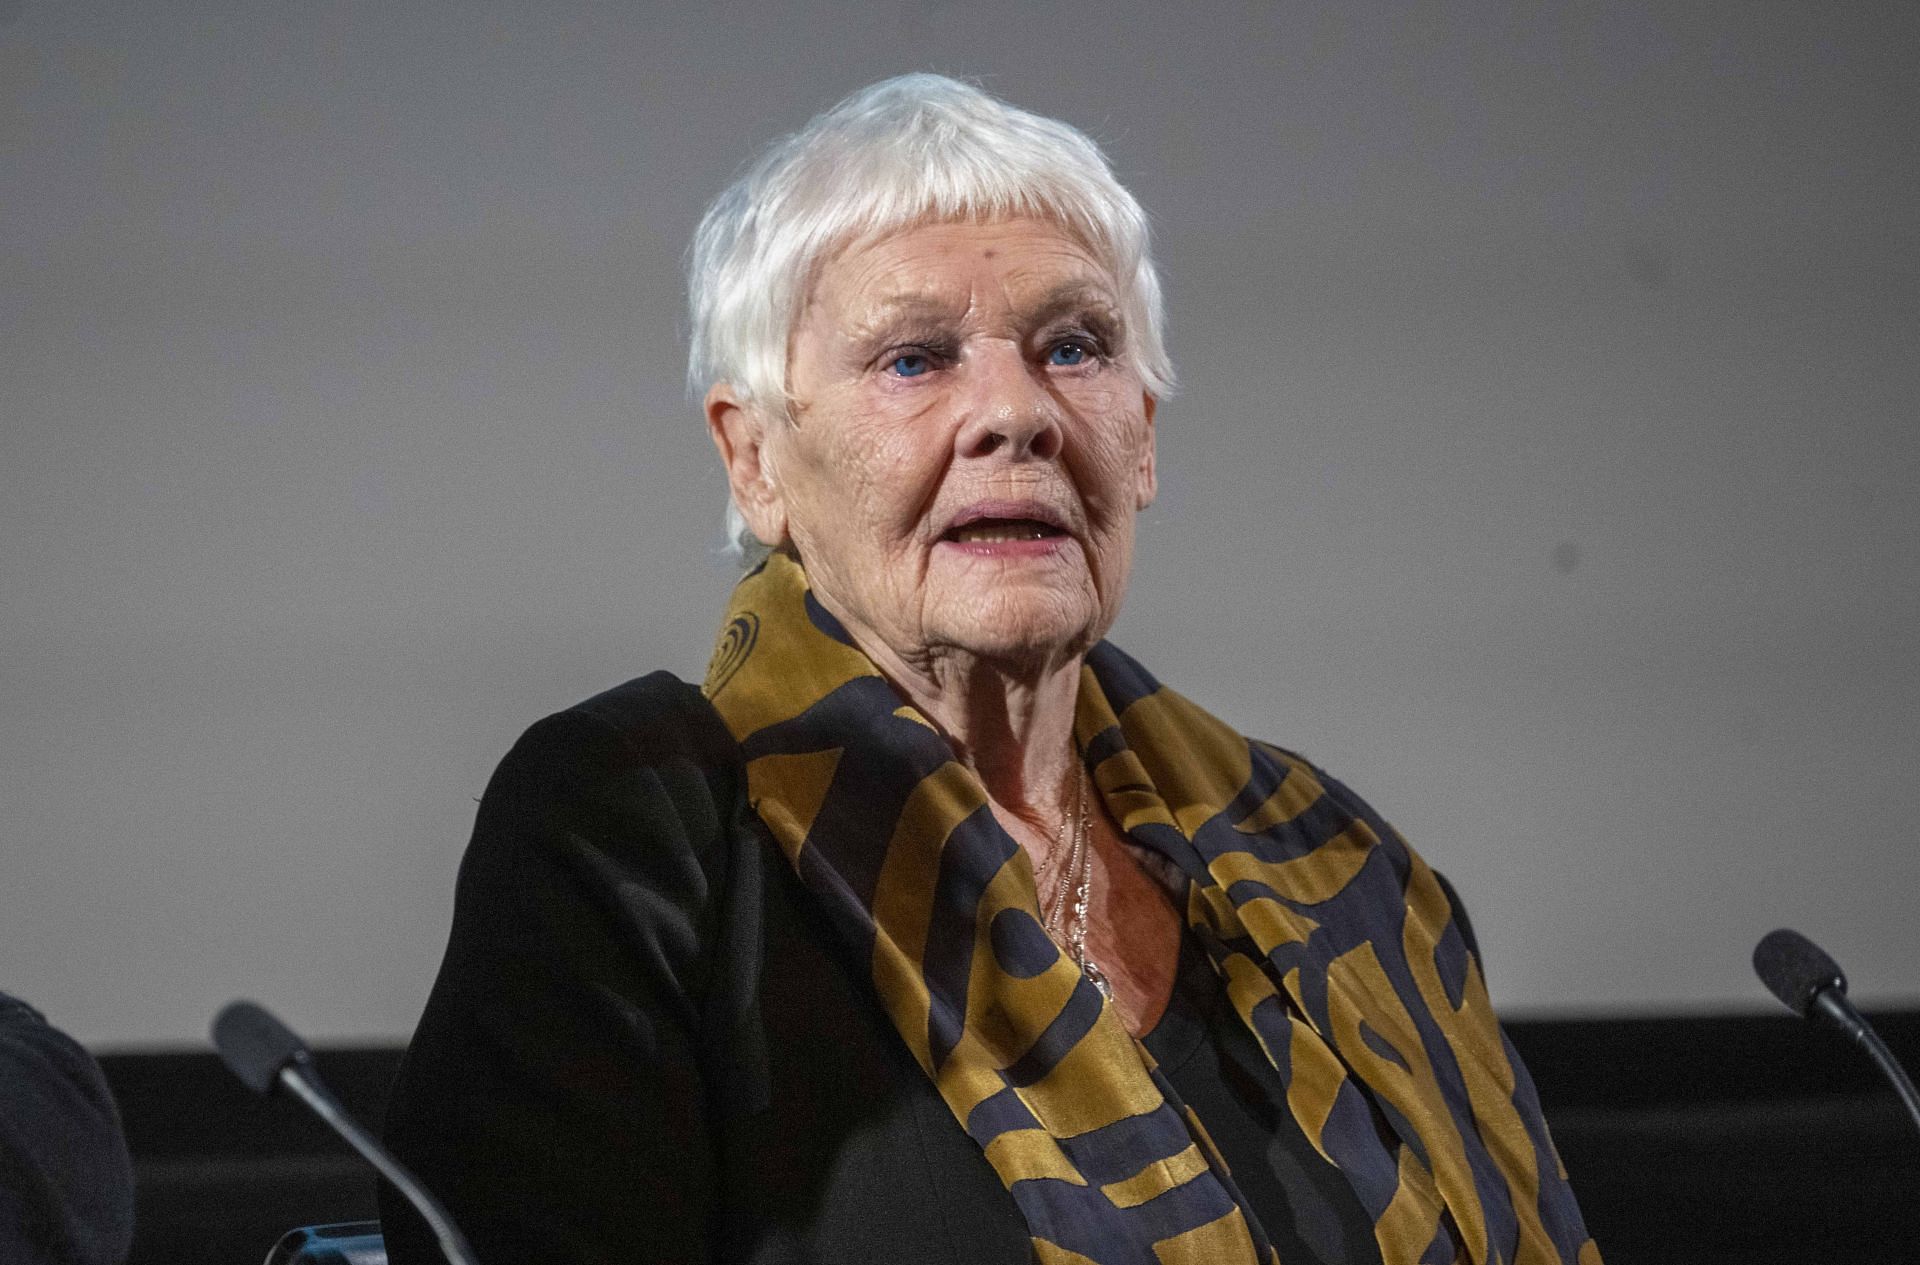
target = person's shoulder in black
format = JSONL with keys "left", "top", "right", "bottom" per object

{"left": 387, "top": 669, "right": 1054, "bottom": 1265}
{"left": 0, "top": 992, "right": 136, "bottom": 1265}
{"left": 381, "top": 671, "right": 745, "bottom": 1265}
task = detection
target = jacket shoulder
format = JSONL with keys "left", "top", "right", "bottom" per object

{"left": 384, "top": 674, "right": 746, "bottom": 1263}
{"left": 557, "top": 669, "right": 738, "bottom": 774}
{"left": 476, "top": 671, "right": 741, "bottom": 851}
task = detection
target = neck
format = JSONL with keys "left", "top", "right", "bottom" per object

{"left": 856, "top": 636, "right": 1085, "bottom": 827}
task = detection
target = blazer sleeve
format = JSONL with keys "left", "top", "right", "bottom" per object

{"left": 381, "top": 673, "right": 742, "bottom": 1265}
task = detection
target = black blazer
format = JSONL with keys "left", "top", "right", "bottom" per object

{"left": 382, "top": 672, "right": 1481, "bottom": 1264}
{"left": 382, "top": 671, "right": 1035, "bottom": 1263}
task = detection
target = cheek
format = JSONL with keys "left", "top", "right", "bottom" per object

{"left": 786, "top": 396, "right": 948, "bottom": 554}
{"left": 1071, "top": 407, "right": 1152, "bottom": 522}
{"left": 830, "top": 405, "right": 947, "bottom": 532}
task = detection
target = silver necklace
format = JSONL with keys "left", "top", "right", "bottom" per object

{"left": 1040, "top": 766, "right": 1110, "bottom": 1000}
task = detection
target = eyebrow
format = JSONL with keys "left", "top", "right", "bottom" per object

{"left": 1017, "top": 280, "right": 1122, "bottom": 326}
{"left": 846, "top": 280, "right": 1122, "bottom": 343}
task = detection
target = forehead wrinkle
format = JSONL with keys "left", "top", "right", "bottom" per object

{"left": 843, "top": 277, "right": 1118, "bottom": 347}
{"left": 815, "top": 226, "right": 1122, "bottom": 351}
{"left": 839, "top": 288, "right": 975, "bottom": 345}
{"left": 1012, "top": 278, "right": 1123, "bottom": 328}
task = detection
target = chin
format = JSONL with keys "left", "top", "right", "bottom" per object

{"left": 931, "top": 589, "right": 1102, "bottom": 669}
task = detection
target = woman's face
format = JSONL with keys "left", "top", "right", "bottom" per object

{"left": 721, "top": 216, "right": 1157, "bottom": 676}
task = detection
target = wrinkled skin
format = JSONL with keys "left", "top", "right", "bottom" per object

{"left": 711, "top": 216, "right": 1156, "bottom": 685}
{"left": 706, "top": 217, "right": 1178, "bottom": 1032}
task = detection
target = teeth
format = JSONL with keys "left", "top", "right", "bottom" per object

{"left": 953, "top": 520, "right": 1048, "bottom": 543}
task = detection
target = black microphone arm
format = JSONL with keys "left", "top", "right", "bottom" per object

{"left": 211, "top": 1001, "right": 480, "bottom": 1265}
{"left": 1751, "top": 928, "right": 1920, "bottom": 1138}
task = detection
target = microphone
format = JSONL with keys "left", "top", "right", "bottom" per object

{"left": 1751, "top": 929, "right": 1920, "bottom": 1137}
{"left": 211, "top": 1001, "right": 480, "bottom": 1265}
{"left": 1753, "top": 927, "right": 1858, "bottom": 1036}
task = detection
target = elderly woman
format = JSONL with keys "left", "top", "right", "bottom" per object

{"left": 382, "top": 75, "right": 1596, "bottom": 1265}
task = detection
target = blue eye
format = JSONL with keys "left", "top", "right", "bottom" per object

{"left": 1048, "top": 341, "right": 1090, "bottom": 366}
{"left": 889, "top": 353, "right": 932, "bottom": 378}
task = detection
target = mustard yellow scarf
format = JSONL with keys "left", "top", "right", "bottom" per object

{"left": 704, "top": 554, "right": 1597, "bottom": 1265}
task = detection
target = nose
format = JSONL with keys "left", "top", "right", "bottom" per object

{"left": 954, "top": 342, "right": 1064, "bottom": 462}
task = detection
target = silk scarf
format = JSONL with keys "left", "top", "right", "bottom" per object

{"left": 703, "top": 554, "right": 1598, "bottom": 1265}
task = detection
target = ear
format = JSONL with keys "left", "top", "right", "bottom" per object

{"left": 705, "top": 383, "right": 789, "bottom": 547}
{"left": 1133, "top": 392, "right": 1158, "bottom": 510}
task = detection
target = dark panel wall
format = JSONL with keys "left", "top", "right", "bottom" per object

{"left": 104, "top": 1011, "right": 1920, "bottom": 1265}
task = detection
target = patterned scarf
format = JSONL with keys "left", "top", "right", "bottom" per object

{"left": 703, "top": 554, "right": 1597, "bottom": 1265}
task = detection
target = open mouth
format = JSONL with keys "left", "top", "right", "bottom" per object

{"left": 942, "top": 517, "right": 1067, "bottom": 545}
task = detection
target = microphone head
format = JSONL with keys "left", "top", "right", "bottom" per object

{"left": 1753, "top": 928, "right": 1848, "bottom": 1017}
{"left": 211, "top": 1000, "right": 311, "bottom": 1095}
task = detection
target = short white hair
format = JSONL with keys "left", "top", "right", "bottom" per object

{"left": 687, "top": 73, "right": 1176, "bottom": 564}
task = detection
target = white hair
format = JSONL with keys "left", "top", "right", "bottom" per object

{"left": 687, "top": 73, "right": 1176, "bottom": 564}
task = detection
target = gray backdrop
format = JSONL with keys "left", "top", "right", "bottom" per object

{"left": 4, "top": 0, "right": 1915, "bottom": 1047}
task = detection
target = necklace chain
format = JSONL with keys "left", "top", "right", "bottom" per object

{"left": 1040, "top": 765, "right": 1111, "bottom": 1000}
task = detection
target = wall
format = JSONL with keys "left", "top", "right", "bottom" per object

{"left": 3, "top": 0, "right": 1915, "bottom": 1045}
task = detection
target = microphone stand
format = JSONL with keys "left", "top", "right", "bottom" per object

{"left": 277, "top": 1065, "right": 479, "bottom": 1265}
{"left": 212, "top": 1001, "right": 480, "bottom": 1265}
{"left": 1810, "top": 990, "right": 1920, "bottom": 1138}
